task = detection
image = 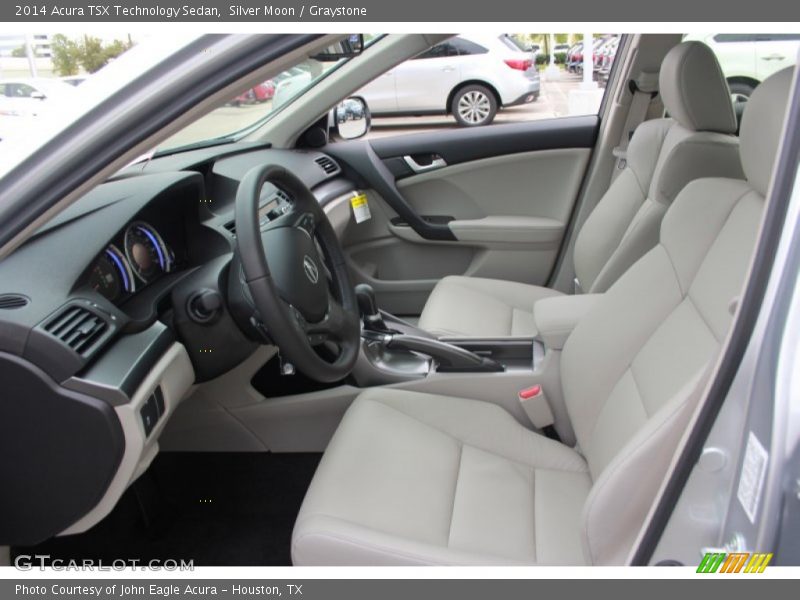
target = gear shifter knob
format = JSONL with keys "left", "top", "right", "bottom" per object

{"left": 355, "top": 283, "right": 388, "bottom": 331}
{"left": 355, "top": 283, "right": 379, "bottom": 317}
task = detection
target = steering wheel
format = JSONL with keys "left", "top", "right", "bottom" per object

{"left": 234, "top": 164, "right": 361, "bottom": 383}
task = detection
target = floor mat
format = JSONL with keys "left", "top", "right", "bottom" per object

{"left": 12, "top": 452, "right": 321, "bottom": 566}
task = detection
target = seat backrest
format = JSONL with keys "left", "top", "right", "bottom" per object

{"left": 561, "top": 67, "right": 794, "bottom": 565}
{"left": 573, "top": 41, "right": 743, "bottom": 294}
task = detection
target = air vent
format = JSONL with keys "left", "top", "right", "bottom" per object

{"left": 44, "top": 305, "right": 109, "bottom": 356}
{"left": 314, "top": 155, "right": 339, "bottom": 175}
{"left": 0, "top": 294, "right": 28, "bottom": 309}
{"left": 224, "top": 221, "right": 236, "bottom": 236}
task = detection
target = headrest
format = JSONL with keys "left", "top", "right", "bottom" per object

{"left": 740, "top": 67, "right": 795, "bottom": 197}
{"left": 659, "top": 41, "right": 737, "bottom": 134}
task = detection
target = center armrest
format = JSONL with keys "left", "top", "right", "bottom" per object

{"left": 533, "top": 293, "right": 602, "bottom": 350}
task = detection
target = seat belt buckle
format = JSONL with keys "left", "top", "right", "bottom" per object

{"left": 518, "top": 384, "right": 555, "bottom": 429}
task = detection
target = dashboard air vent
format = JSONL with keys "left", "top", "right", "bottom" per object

{"left": 314, "top": 155, "right": 339, "bottom": 175}
{"left": 44, "top": 305, "right": 109, "bottom": 356}
{"left": 0, "top": 294, "right": 29, "bottom": 309}
{"left": 223, "top": 221, "right": 236, "bottom": 236}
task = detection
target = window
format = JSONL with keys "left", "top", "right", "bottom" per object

{"left": 2, "top": 83, "right": 37, "bottom": 98}
{"left": 687, "top": 32, "right": 800, "bottom": 103}
{"left": 357, "top": 33, "right": 621, "bottom": 138}
{"left": 415, "top": 42, "right": 459, "bottom": 60}
{"left": 451, "top": 38, "right": 488, "bottom": 56}
{"left": 714, "top": 33, "right": 800, "bottom": 43}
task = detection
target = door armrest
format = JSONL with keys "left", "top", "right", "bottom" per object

{"left": 448, "top": 216, "right": 563, "bottom": 245}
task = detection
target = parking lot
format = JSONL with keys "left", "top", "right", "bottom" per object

{"left": 162, "top": 72, "right": 589, "bottom": 148}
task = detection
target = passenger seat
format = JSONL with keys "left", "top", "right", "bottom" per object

{"left": 418, "top": 41, "right": 743, "bottom": 338}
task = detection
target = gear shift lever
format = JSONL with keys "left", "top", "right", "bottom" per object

{"left": 355, "top": 283, "right": 389, "bottom": 332}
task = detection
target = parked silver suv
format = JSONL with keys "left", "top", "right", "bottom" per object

{"left": 356, "top": 34, "right": 540, "bottom": 126}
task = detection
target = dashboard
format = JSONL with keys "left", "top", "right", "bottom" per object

{"left": 0, "top": 142, "right": 357, "bottom": 545}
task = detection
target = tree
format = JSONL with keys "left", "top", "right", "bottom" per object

{"left": 78, "top": 35, "right": 107, "bottom": 73}
{"left": 11, "top": 45, "right": 27, "bottom": 58}
{"left": 51, "top": 34, "right": 80, "bottom": 76}
{"left": 49, "top": 34, "right": 134, "bottom": 76}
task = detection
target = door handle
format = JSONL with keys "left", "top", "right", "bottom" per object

{"left": 442, "top": 66, "right": 456, "bottom": 72}
{"left": 761, "top": 54, "right": 786, "bottom": 61}
{"left": 403, "top": 155, "right": 447, "bottom": 173}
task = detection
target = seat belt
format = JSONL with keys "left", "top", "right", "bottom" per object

{"left": 610, "top": 72, "right": 659, "bottom": 183}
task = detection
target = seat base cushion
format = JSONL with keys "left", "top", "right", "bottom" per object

{"left": 418, "top": 276, "right": 564, "bottom": 338}
{"left": 292, "top": 389, "right": 591, "bottom": 566}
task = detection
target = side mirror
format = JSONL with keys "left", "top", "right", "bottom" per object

{"left": 333, "top": 97, "right": 371, "bottom": 140}
{"left": 30, "top": 91, "right": 46, "bottom": 100}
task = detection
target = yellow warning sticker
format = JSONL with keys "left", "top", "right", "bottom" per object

{"left": 350, "top": 192, "right": 371, "bottom": 223}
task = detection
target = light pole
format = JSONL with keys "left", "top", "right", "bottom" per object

{"left": 567, "top": 32, "right": 603, "bottom": 115}
{"left": 544, "top": 32, "right": 560, "bottom": 80}
{"left": 25, "top": 33, "right": 38, "bottom": 78}
{"left": 581, "top": 32, "right": 596, "bottom": 90}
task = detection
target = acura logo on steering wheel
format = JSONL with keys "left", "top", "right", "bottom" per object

{"left": 303, "top": 255, "right": 320, "bottom": 284}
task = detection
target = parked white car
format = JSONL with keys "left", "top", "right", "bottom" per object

{"left": 0, "top": 78, "right": 78, "bottom": 118}
{"left": 355, "top": 34, "right": 541, "bottom": 126}
{"left": 684, "top": 33, "right": 800, "bottom": 100}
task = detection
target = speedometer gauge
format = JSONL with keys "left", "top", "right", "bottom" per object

{"left": 124, "top": 221, "right": 173, "bottom": 283}
{"left": 89, "top": 244, "right": 135, "bottom": 302}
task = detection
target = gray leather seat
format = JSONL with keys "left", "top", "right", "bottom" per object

{"left": 418, "top": 41, "right": 744, "bottom": 338}
{"left": 292, "top": 68, "right": 793, "bottom": 565}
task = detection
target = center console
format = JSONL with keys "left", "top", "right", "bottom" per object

{"left": 352, "top": 283, "right": 545, "bottom": 386}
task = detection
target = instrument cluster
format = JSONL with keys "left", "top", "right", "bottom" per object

{"left": 87, "top": 221, "right": 175, "bottom": 303}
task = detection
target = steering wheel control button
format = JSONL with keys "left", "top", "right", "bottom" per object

{"left": 297, "top": 213, "right": 316, "bottom": 236}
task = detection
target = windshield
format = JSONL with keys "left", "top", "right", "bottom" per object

{"left": 159, "top": 56, "right": 341, "bottom": 153}
{"left": 0, "top": 33, "right": 379, "bottom": 169}
{"left": 158, "top": 34, "right": 381, "bottom": 153}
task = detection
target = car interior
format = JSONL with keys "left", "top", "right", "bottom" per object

{"left": 0, "top": 33, "right": 796, "bottom": 566}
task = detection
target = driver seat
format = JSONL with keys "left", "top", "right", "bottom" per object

{"left": 291, "top": 68, "right": 793, "bottom": 565}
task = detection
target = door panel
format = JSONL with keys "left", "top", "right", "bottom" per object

{"left": 324, "top": 118, "right": 597, "bottom": 315}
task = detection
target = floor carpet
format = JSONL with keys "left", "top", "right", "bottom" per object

{"left": 12, "top": 452, "right": 321, "bottom": 566}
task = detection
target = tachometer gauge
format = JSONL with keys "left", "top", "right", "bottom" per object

{"left": 89, "top": 244, "right": 135, "bottom": 302}
{"left": 124, "top": 221, "right": 173, "bottom": 284}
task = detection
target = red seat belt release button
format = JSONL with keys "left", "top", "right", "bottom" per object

{"left": 519, "top": 384, "right": 542, "bottom": 400}
{"left": 518, "top": 384, "right": 554, "bottom": 429}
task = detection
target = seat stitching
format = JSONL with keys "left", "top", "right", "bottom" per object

{"left": 445, "top": 443, "right": 464, "bottom": 549}
{"left": 627, "top": 121, "right": 671, "bottom": 196}
{"left": 292, "top": 521, "right": 533, "bottom": 565}
{"left": 661, "top": 185, "right": 751, "bottom": 296}
{"left": 582, "top": 372, "right": 703, "bottom": 564}
{"left": 685, "top": 292, "right": 723, "bottom": 344}
{"left": 584, "top": 253, "right": 682, "bottom": 445}
{"left": 363, "top": 396, "right": 588, "bottom": 472}
{"left": 628, "top": 366, "right": 651, "bottom": 419}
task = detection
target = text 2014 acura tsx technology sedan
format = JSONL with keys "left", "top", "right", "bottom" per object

{"left": 0, "top": 33, "right": 799, "bottom": 567}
